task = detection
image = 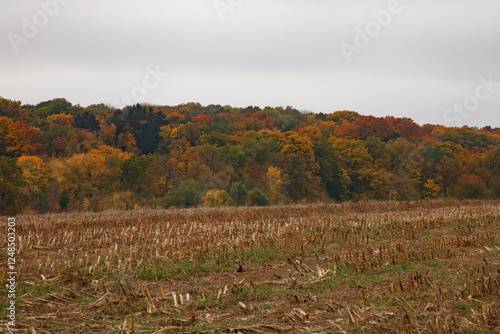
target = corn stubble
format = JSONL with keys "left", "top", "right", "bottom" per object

{"left": 1, "top": 199, "right": 500, "bottom": 333}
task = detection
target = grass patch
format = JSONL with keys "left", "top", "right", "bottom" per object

{"left": 137, "top": 246, "right": 292, "bottom": 281}
{"left": 137, "top": 260, "right": 211, "bottom": 281}
{"left": 487, "top": 241, "right": 500, "bottom": 248}
{"left": 303, "top": 277, "right": 339, "bottom": 294}
{"left": 19, "top": 281, "right": 61, "bottom": 296}
{"left": 454, "top": 301, "right": 469, "bottom": 311}
{"left": 385, "top": 261, "right": 417, "bottom": 273}
{"left": 228, "top": 247, "right": 291, "bottom": 264}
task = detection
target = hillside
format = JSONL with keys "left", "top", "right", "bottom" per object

{"left": 1, "top": 97, "right": 499, "bottom": 214}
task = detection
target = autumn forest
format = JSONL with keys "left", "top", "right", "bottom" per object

{"left": 1, "top": 97, "right": 499, "bottom": 215}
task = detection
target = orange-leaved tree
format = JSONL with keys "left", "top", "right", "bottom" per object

{"left": 0, "top": 116, "right": 42, "bottom": 157}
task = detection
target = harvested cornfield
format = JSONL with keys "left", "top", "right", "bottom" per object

{"left": 1, "top": 199, "right": 500, "bottom": 333}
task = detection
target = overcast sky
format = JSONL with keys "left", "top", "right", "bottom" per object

{"left": 1, "top": 0, "right": 499, "bottom": 127}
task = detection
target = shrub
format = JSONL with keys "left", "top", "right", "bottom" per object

{"left": 168, "top": 180, "right": 202, "bottom": 208}
{"left": 230, "top": 181, "right": 248, "bottom": 206}
{"left": 58, "top": 189, "right": 70, "bottom": 212}
{"left": 102, "top": 191, "right": 136, "bottom": 210}
{"left": 203, "top": 189, "right": 231, "bottom": 207}
{"left": 454, "top": 174, "right": 487, "bottom": 199}
{"left": 248, "top": 189, "right": 270, "bottom": 206}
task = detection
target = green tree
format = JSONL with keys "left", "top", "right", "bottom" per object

{"left": 314, "top": 139, "right": 349, "bottom": 201}
{"left": 326, "top": 110, "right": 359, "bottom": 124}
{"left": 0, "top": 157, "right": 28, "bottom": 215}
{"left": 58, "top": 189, "right": 70, "bottom": 212}
{"left": 116, "top": 104, "right": 166, "bottom": 154}
{"left": 363, "top": 136, "right": 391, "bottom": 169}
{"left": 248, "top": 189, "right": 270, "bottom": 206}
{"left": 440, "top": 128, "right": 491, "bottom": 151}
{"left": 119, "top": 156, "right": 153, "bottom": 195}
{"left": 33, "top": 98, "right": 73, "bottom": 119}
{"left": 230, "top": 180, "right": 248, "bottom": 206}
{"left": 168, "top": 180, "right": 202, "bottom": 208}
{"left": 229, "top": 132, "right": 283, "bottom": 169}
{"left": 277, "top": 114, "right": 300, "bottom": 131}
{"left": 42, "top": 122, "right": 72, "bottom": 157}
{"left": 74, "top": 110, "right": 100, "bottom": 132}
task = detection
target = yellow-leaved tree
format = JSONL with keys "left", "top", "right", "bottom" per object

{"left": 266, "top": 166, "right": 285, "bottom": 204}
{"left": 423, "top": 179, "right": 441, "bottom": 199}
{"left": 17, "top": 156, "right": 54, "bottom": 211}
{"left": 62, "top": 145, "right": 130, "bottom": 209}
{"left": 333, "top": 139, "right": 389, "bottom": 200}
{"left": 281, "top": 132, "right": 324, "bottom": 201}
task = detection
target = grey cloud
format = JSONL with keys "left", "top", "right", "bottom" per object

{"left": 0, "top": 0, "right": 498, "bottom": 127}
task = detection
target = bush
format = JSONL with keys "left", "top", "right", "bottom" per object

{"left": 58, "top": 189, "right": 70, "bottom": 212}
{"left": 248, "top": 189, "right": 270, "bottom": 206}
{"left": 168, "top": 180, "right": 202, "bottom": 208}
{"left": 454, "top": 174, "right": 487, "bottom": 199}
{"left": 203, "top": 189, "right": 231, "bottom": 207}
{"left": 230, "top": 181, "right": 248, "bottom": 206}
{"left": 102, "top": 191, "right": 136, "bottom": 210}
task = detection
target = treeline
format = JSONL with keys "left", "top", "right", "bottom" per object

{"left": 1, "top": 97, "right": 499, "bottom": 215}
